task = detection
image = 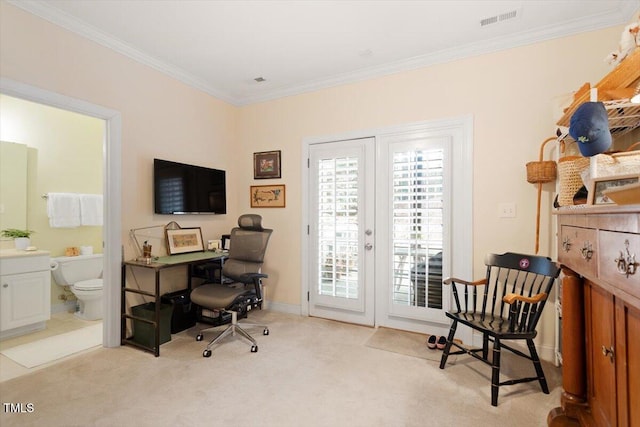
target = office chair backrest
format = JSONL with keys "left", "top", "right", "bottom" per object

{"left": 223, "top": 214, "right": 273, "bottom": 281}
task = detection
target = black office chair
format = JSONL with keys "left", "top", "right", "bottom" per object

{"left": 191, "top": 214, "right": 272, "bottom": 358}
{"left": 439, "top": 252, "right": 560, "bottom": 406}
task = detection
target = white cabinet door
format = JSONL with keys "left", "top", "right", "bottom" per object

{"left": 0, "top": 271, "right": 51, "bottom": 331}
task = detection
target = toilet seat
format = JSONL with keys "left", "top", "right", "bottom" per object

{"left": 74, "top": 279, "right": 103, "bottom": 291}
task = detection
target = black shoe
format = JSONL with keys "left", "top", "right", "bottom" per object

{"left": 427, "top": 335, "right": 437, "bottom": 349}
{"left": 437, "top": 336, "right": 447, "bottom": 350}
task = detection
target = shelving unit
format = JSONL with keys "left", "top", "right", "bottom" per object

{"left": 555, "top": 48, "right": 640, "bottom": 144}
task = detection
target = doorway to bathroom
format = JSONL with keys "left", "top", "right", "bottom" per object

{"left": 0, "top": 78, "right": 122, "bottom": 380}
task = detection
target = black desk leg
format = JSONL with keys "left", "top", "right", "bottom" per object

{"left": 154, "top": 270, "right": 160, "bottom": 357}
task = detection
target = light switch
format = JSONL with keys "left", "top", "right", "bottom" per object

{"left": 499, "top": 202, "right": 516, "bottom": 218}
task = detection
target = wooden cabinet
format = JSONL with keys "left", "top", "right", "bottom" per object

{"left": 0, "top": 251, "right": 51, "bottom": 339}
{"left": 585, "top": 281, "right": 617, "bottom": 426}
{"left": 549, "top": 207, "right": 639, "bottom": 426}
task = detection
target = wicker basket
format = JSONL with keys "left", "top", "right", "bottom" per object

{"left": 557, "top": 156, "right": 590, "bottom": 206}
{"left": 526, "top": 160, "right": 557, "bottom": 183}
{"left": 526, "top": 137, "right": 557, "bottom": 184}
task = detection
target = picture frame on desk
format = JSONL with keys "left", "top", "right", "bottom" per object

{"left": 166, "top": 227, "right": 204, "bottom": 255}
{"left": 588, "top": 173, "right": 639, "bottom": 205}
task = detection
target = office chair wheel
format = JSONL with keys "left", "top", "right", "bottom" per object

{"left": 251, "top": 345, "right": 258, "bottom": 353}
{"left": 196, "top": 334, "right": 204, "bottom": 341}
{"left": 263, "top": 328, "right": 269, "bottom": 336}
{"left": 203, "top": 349, "right": 212, "bottom": 358}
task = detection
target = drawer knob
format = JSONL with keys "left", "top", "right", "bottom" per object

{"left": 614, "top": 239, "right": 637, "bottom": 278}
{"left": 601, "top": 345, "right": 615, "bottom": 362}
{"left": 580, "top": 242, "right": 593, "bottom": 260}
{"left": 562, "top": 236, "right": 572, "bottom": 252}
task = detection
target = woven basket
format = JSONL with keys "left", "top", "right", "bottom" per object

{"left": 526, "top": 160, "right": 557, "bottom": 183}
{"left": 557, "top": 156, "right": 590, "bottom": 206}
{"left": 526, "top": 137, "right": 557, "bottom": 184}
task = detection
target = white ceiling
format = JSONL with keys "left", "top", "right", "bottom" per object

{"left": 11, "top": 0, "right": 640, "bottom": 106}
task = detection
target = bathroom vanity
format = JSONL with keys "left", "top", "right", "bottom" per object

{"left": 0, "top": 249, "right": 51, "bottom": 339}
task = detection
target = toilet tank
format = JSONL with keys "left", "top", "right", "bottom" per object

{"left": 51, "top": 254, "right": 103, "bottom": 286}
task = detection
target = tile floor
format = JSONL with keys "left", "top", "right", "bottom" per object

{"left": 0, "top": 311, "right": 102, "bottom": 382}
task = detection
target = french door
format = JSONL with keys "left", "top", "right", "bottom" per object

{"left": 304, "top": 118, "right": 472, "bottom": 333}
{"left": 307, "top": 138, "right": 375, "bottom": 326}
{"left": 375, "top": 131, "right": 451, "bottom": 331}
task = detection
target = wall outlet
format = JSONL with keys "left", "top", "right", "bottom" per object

{"left": 499, "top": 202, "right": 516, "bottom": 218}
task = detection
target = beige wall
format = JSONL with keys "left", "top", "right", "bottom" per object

{"left": 1, "top": 0, "right": 632, "bottom": 357}
{"left": 0, "top": 94, "right": 104, "bottom": 305}
{"left": 237, "top": 28, "right": 620, "bottom": 305}
{"left": 235, "top": 28, "right": 625, "bottom": 354}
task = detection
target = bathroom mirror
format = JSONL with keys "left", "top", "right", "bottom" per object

{"left": 0, "top": 141, "right": 28, "bottom": 232}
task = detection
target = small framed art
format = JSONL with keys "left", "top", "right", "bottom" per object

{"left": 254, "top": 150, "right": 281, "bottom": 179}
{"left": 166, "top": 227, "right": 204, "bottom": 255}
{"left": 250, "top": 184, "right": 286, "bottom": 208}
{"left": 588, "top": 174, "right": 639, "bottom": 205}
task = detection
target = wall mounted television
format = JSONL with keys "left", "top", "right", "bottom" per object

{"left": 154, "top": 158, "right": 226, "bottom": 214}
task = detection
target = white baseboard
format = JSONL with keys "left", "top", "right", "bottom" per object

{"left": 265, "top": 300, "right": 301, "bottom": 315}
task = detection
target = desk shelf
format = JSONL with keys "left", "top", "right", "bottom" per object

{"left": 121, "top": 252, "right": 227, "bottom": 356}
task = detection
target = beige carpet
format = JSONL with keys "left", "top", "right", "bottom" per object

{"left": 0, "top": 311, "right": 561, "bottom": 427}
{"left": 365, "top": 327, "right": 453, "bottom": 363}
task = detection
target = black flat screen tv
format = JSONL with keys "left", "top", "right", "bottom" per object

{"left": 154, "top": 158, "right": 226, "bottom": 214}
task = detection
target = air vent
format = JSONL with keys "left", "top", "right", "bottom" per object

{"left": 254, "top": 77, "right": 266, "bottom": 83}
{"left": 480, "top": 9, "right": 519, "bottom": 27}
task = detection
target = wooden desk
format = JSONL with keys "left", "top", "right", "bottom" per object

{"left": 548, "top": 206, "right": 639, "bottom": 426}
{"left": 121, "top": 251, "right": 227, "bottom": 356}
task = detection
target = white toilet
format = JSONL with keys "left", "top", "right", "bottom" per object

{"left": 51, "top": 254, "right": 103, "bottom": 321}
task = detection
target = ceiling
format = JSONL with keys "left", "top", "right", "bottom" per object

{"left": 10, "top": 0, "right": 640, "bottom": 106}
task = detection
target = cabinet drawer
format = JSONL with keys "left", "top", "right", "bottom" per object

{"left": 0, "top": 254, "right": 50, "bottom": 275}
{"left": 599, "top": 230, "right": 640, "bottom": 300}
{"left": 559, "top": 226, "right": 598, "bottom": 278}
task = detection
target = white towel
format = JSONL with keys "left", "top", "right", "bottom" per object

{"left": 47, "top": 193, "right": 81, "bottom": 228}
{"left": 80, "top": 194, "right": 103, "bottom": 226}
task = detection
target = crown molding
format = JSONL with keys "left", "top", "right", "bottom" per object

{"left": 8, "top": 0, "right": 639, "bottom": 107}
{"left": 237, "top": 3, "right": 639, "bottom": 105}
{"left": 8, "top": 0, "right": 238, "bottom": 105}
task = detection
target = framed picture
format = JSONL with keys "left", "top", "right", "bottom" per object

{"left": 250, "top": 184, "right": 286, "bottom": 208}
{"left": 165, "top": 227, "right": 204, "bottom": 255}
{"left": 588, "top": 174, "right": 639, "bottom": 205}
{"left": 254, "top": 150, "right": 281, "bottom": 179}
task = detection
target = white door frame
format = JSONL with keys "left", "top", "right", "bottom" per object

{"left": 301, "top": 117, "right": 473, "bottom": 339}
{"left": 1, "top": 77, "right": 122, "bottom": 348}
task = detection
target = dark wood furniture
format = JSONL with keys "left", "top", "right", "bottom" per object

{"left": 548, "top": 206, "right": 639, "bottom": 426}
{"left": 439, "top": 252, "right": 561, "bottom": 406}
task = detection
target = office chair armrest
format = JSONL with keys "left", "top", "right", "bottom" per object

{"left": 237, "top": 272, "right": 269, "bottom": 285}
{"left": 502, "top": 292, "right": 548, "bottom": 305}
{"left": 443, "top": 277, "right": 487, "bottom": 286}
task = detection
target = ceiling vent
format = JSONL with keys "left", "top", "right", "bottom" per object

{"left": 480, "top": 9, "right": 520, "bottom": 27}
